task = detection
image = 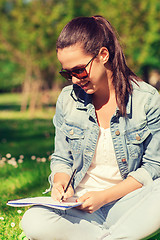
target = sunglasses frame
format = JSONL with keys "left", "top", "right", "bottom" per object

{"left": 59, "top": 54, "right": 97, "bottom": 81}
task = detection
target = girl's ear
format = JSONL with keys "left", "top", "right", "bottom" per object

{"left": 99, "top": 47, "right": 109, "bottom": 64}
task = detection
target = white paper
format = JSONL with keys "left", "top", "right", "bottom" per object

{"left": 7, "top": 196, "right": 82, "bottom": 210}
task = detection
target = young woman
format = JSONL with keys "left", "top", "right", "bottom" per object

{"left": 22, "top": 16, "right": 160, "bottom": 240}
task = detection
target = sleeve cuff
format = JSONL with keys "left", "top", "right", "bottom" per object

{"left": 128, "top": 168, "right": 153, "bottom": 186}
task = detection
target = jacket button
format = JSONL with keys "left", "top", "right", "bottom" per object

{"left": 121, "top": 158, "right": 126, "bottom": 163}
{"left": 69, "top": 129, "right": 74, "bottom": 135}
{"left": 115, "top": 130, "right": 120, "bottom": 136}
{"left": 136, "top": 134, "right": 141, "bottom": 141}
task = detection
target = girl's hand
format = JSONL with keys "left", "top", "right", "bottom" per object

{"left": 51, "top": 182, "right": 74, "bottom": 202}
{"left": 76, "top": 191, "right": 106, "bottom": 213}
{"left": 76, "top": 177, "right": 143, "bottom": 213}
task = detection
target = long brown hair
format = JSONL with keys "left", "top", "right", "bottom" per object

{"left": 56, "top": 15, "right": 141, "bottom": 116}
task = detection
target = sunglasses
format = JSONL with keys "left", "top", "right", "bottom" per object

{"left": 59, "top": 54, "right": 97, "bottom": 81}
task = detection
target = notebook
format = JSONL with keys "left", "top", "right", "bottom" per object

{"left": 7, "top": 196, "right": 82, "bottom": 210}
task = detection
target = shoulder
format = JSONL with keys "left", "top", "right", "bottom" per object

{"left": 131, "top": 80, "right": 160, "bottom": 113}
{"left": 132, "top": 80, "right": 158, "bottom": 95}
{"left": 132, "top": 80, "right": 160, "bottom": 102}
{"left": 56, "top": 85, "right": 73, "bottom": 105}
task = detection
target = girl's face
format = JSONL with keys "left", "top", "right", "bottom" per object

{"left": 57, "top": 44, "right": 111, "bottom": 96}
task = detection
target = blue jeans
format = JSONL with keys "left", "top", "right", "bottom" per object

{"left": 21, "top": 178, "right": 160, "bottom": 240}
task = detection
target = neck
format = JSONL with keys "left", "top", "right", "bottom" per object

{"left": 93, "top": 79, "right": 116, "bottom": 110}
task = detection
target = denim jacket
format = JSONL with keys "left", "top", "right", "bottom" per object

{"left": 49, "top": 80, "right": 160, "bottom": 191}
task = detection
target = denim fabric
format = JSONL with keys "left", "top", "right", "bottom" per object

{"left": 21, "top": 178, "right": 160, "bottom": 240}
{"left": 21, "top": 81, "right": 160, "bottom": 240}
{"left": 50, "top": 80, "right": 160, "bottom": 190}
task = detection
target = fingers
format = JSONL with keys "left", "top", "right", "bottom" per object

{"left": 76, "top": 193, "right": 90, "bottom": 211}
{"left": 51, "top": 183, "right": 64, "bottom": 201}
{"left": 77, "top": 192, "right": 90, "bottom": 203}
{"left": 63, "top": 186, "right": 74, "bottom": 201}
{"left": 76, "top": 192, "right": 97, "bottom": 213}
{"left": 76, "top": 199, "right": 93, "bottom": 213}
{"left": 51, "top": 183, "right": 74, "bottom": 202}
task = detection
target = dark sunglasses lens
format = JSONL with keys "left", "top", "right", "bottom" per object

{"left": 59, "top": 71, "right": 72, "bottom": 81}
{"left": 72, "top": 68, "right": 88, "bottom": 79}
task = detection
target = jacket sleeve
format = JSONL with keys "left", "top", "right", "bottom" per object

{"left": 129, "top": 89, "right": 160, "bottom": 185}
{"left": 49, "top": 90, "right": 74, "bottom": 188}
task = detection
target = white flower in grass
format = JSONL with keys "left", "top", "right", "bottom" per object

{"left": 11, "top": 157, "right": 16, "bottom": 161}
{"left": 19, "top": 155, "right": 24, "bottom": 159}
{"left": 36, "top": 157, "right": 41, "bottom": 162}
{"left": 0, "top": 217, "right": 4, "bottom": 220}
{"left": 41, "top": 157, "right": 46, "bottom": 163}
{"left": 2, "top": 157, "right": 6, "bottom": 161}
{"left": 6, "top": 153, "right": 11, "bottom": 158}
{"left": 48, "top": 155, "right": 52, "bottom": 161}
{"left": 31, "top": 155, "right": 36, "bottom": 160}
{"left": 7, "top": 160, "right": 13, "bottom": 165}
{"left": 11, "top": 222, "right": 15, "bottom": 227}
{"left": 17, "top": 210, "right": 22, "bottom": 214}
{"left": 8, "top": 159, "right": 18, "bottom": 168}
{"left": 18, "top": 159, "right": 23, "bottom": 164}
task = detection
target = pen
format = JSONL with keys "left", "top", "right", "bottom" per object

{"left": 60, "top": 169, "right": 77, "bottom": 202}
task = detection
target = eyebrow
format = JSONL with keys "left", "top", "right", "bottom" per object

{"left": 62, "top": 64, "right": 85, "bottom": 71}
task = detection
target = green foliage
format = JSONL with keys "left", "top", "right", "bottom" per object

{"left": 0, "top": 59, "right": 24, "bottom": 91}
{"left": 95, "top": 0, "right": 160, "bottom": 74}
{"left": 0, "top": 0, "right": 159, "bottom": 92}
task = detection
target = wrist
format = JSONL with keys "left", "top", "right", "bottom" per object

{"left": 97, "top": 190, "right": 109, "bottom": 206}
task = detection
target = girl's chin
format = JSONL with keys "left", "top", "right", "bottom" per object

{"left": 83, "top": 89, "right": 95, "bottom": 94}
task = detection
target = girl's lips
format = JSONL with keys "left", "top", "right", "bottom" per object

{"left": 80, "top": 81, "right": 89, "bottom": 89}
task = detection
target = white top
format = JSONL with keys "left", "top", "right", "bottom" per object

{"left": 75, "top": 127, "right": 123, "bottom": 197}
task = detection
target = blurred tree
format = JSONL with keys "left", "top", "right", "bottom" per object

{"left": 0, "top": 0, "right": 65, "bottom": 113}
{"left": 0, "top": 52, "right": 24, "bottom": 92}
{"left": 0, "top": 0, "right": 159, "bottom": 112}
{"left": 97, "top": 0, "right": 160, "bottom": 82}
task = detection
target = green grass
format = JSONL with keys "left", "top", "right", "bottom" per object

{"left": 0, "top": 118, "right": 55, "bottom": 159}
{"left": 0, "top": 92, "right": 56, "bottom": 239}
{"left": 0, "top": 161, "right": 51, "bottom": 239}
{"left": 0, "top": 92, "right": 56, "bottom": 159}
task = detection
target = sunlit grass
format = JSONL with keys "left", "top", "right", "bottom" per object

{"left": 0, "top": 91, "right": 56, "bottom": 239}
{"left": 0, "top": 91, "right": 58, "bottom": 120}
{"left": 0, "top": 161, "right": 51, "bottom": 239}
{"left": 0, "top": 108, "right": 55, "bottom": 120}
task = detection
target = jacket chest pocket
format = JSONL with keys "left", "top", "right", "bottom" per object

{"left": 125, "top": 124, "right": 151, "bottom": 160}
{"left": 61, "top": 122, "right": 85, "bottom": 154}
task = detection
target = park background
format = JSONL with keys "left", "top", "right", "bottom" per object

{"left": 0, "top": 0, "right": 160, "bottom": 239}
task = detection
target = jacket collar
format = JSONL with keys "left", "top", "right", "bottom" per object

{"left": 71, "top": 84, "right": 132, "bottom": 118}
{"left": 71, "top": 84, "right": 92, "bottom": 109}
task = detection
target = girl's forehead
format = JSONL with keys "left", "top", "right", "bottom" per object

{"left": 57, "top": 45, "right": 92, "bottom": 69}
{"left": 57, "top": 44, "right": 84, "bottom": 58}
